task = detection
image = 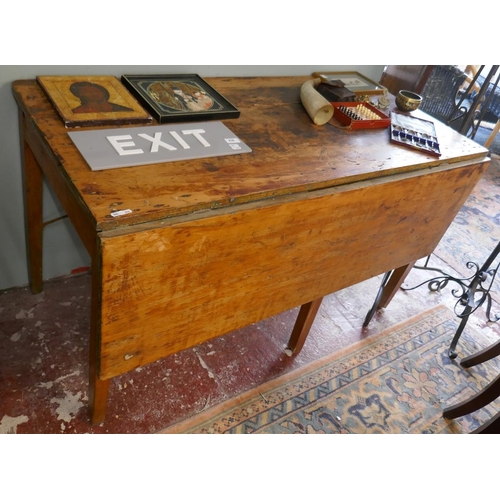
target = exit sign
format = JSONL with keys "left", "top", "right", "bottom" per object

{"left": 68, "top": 121, "right": 252, "bottom": 171}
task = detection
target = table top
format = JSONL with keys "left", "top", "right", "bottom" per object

{"left": 13, "top": 76, "right": 489, "bottom": 232}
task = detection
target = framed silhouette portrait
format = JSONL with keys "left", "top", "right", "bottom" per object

{"left": 36, "top": 75, "right": 153, "bottom": 127}
{"left": 121, "top": 74, "right": 240, "bottom": 123}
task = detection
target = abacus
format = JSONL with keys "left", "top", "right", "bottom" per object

{"left": 337, "top": 104, "right": 381, "bottom": 121}
{"left": 331, "top": 102, "right": 391, "bottom": 129}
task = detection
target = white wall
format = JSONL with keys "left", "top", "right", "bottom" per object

{"left": 0, "top": 65, "right": 385, "bottom": 291}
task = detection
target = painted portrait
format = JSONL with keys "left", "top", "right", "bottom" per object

{"left": 121, "top": 74, "right": 240, "bottom": 123}
{"left": 36, "top": 75, "right": 152, "bottom": 127}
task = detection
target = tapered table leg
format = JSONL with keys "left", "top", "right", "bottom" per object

{"left": 363, "top": 262, "right": 416, "bottom": 327}
{"left": 19, "top": 111, "right": 44, "bottom": 294}
{"left": 88, "top": 255, "right": 110, "bottom": 424}
{"left": 286, "top": 298, "right": 323, "bottom": 355}
{"left": 89, "top": 376, "right": 110, "bottom": 425}
{"left": 377, "top": 263, "right": 416, "bottom": 309}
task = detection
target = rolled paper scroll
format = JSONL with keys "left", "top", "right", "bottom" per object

{"left": 300, "top": 78, "right": 334, "bottom": 125}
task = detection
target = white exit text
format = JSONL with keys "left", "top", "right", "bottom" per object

{"left": 106, "top": 129, "right": 210, "bottom": 156}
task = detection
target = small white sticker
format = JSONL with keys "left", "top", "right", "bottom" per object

{"left": 110, "top": 209, "right": 133, "bottom": 217}
{"left": 225, "top": 138, "right": 241, "bottom": 144}
{"left": 229, "top": 144, "right": 242, "bottom": 150}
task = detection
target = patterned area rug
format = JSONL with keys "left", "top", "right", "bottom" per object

{"left": 432, "top": 155, "right": 500, "bottom": 302}
{"left": 160, "top": 305, "right": 500, "bottom": 433}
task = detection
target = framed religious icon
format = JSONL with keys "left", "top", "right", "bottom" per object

{"left": 36, "top": 75, "right": 153, "bottom": 128}
{"left": 121, "top": 74, "right": 240, "bottom": 123}
{"left": 312, "top": 71, "right": 386, "bottom": 96}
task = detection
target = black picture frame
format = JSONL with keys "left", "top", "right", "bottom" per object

{"left": 121, "top": 74, "right": 240, "bottom": 123}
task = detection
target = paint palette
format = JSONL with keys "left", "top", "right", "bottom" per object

{"left": 390, "top": 112, "right": 441, "bottom": 157}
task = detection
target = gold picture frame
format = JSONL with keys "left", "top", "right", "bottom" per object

{"left": 312, "top": 71, "right": 386, "bottom": 96}
{"left": 36, "top": 75, "right": 153, "bottom": 128}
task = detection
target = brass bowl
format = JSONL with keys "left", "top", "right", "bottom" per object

{"left": 396, "top": 90, "right": 423, "bottom": 112}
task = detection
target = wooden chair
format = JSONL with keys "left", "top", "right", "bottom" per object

{"left": 443, "top": 339, "right": 500, "bottom": 433}
{"left": 379, "top": 65, "right": 468, "bottom": 127}
{"left": 379, "top": 65, "right": 433, "bottom": 96}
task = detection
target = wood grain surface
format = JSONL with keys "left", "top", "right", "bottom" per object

{"left": 13, "top": 78, "right": 488, "bottom": 231}
{"left": 98, "top": 158, "right": 488, "bottom": 378}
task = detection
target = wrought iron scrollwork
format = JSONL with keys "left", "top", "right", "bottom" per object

{"left": 402, "top": 242, "right": 500, "bottom": 359}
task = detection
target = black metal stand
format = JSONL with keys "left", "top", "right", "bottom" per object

{"left": 364, "top": 67, "right": 500, "bottom": 358}
{"left": 364, "top": 241, "right": 500, "bottom": 358}
{"left": 401, "top": 242, "right": 500, "bottom": 358}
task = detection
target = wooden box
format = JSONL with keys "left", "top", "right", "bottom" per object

{"left": 331, "top": 102, "right": 391, "bottom": 130}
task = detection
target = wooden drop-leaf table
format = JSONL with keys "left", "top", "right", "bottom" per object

{"left": 13, "top": 76, "right": 490, "bottom": 423}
